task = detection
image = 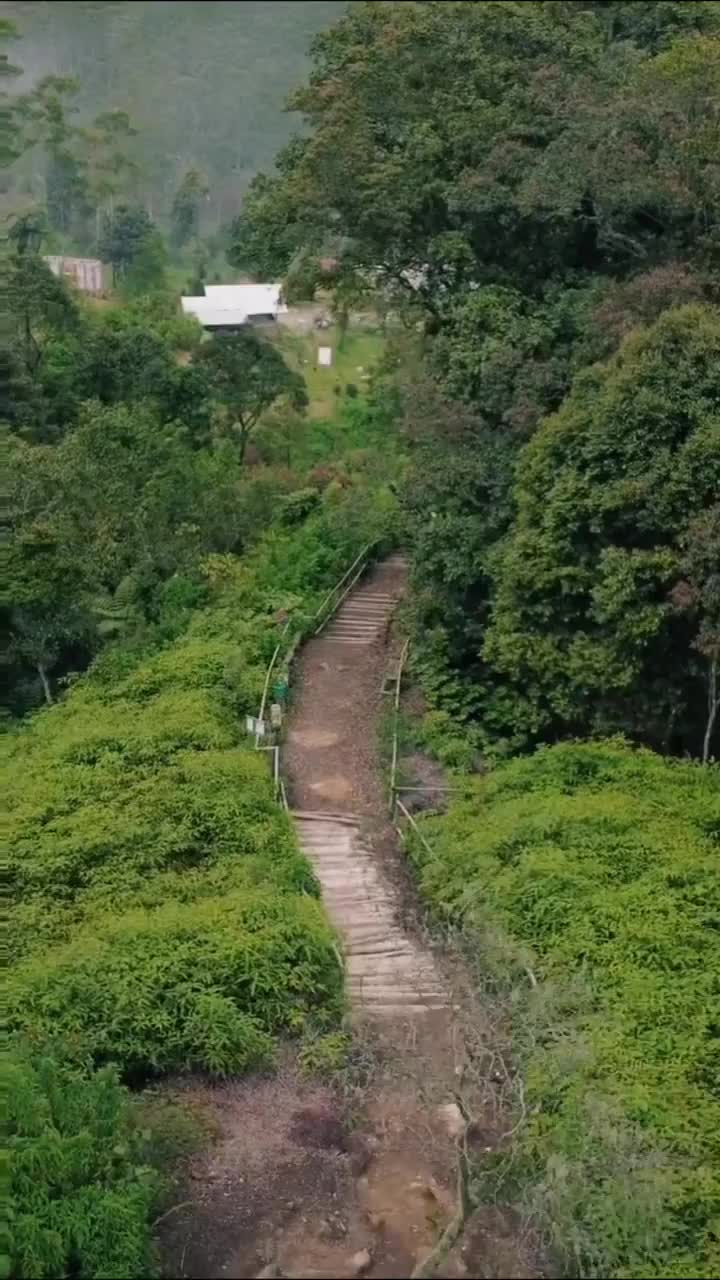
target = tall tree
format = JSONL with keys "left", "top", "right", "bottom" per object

{"left": 674, "top": 505, "right": 720, "bottom": 762}
{"left": 0, "top": 18, "right": 22, "bottom": 168}
{"left": 197, "top": 331, "right": 307, "bottom": 462}
{"left": 483, "top": 304, "right": 720, "bottom": 755}
{"left": 81, "top": 109, "right": 139, "bottom": 238}
{"left": 170, "top": 168, "right": 208, "bottom": 249}
{"left": 229, "top": 2, "right": 720, "bottom": 295}
{"left": 98, "top": 204, "right": 155, "bottom": 282}
{"left": 4, "top": 238, "right": 78, "bottom": 377}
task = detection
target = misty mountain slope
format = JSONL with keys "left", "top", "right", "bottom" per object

{"left": 6, "top": 0, "right": 347, "bottom": 223}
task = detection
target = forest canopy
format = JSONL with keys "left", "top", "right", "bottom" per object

{"left": 231, "top": 0, "right": 720, "bottom": 761}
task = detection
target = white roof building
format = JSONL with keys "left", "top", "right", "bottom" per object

{"left": 181, "top": 283, "right": 286, "bottom": 329}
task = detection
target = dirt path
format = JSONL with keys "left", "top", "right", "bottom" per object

{"left": 285, "top": 555, "right": 448, "bottom": 1020}
{"left": 278, "top": 556, "right": 473, "bottom": 1276}
{"left": 285, "top": 554, "right": 408, "bottom": 818}
{"left": 157, "top": 558, "right": 544, "bottom": 1280}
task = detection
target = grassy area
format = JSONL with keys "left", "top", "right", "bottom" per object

{"left": 276, "top": 324, "right": 386, "bottom": 419}
{"left": 411, "top": 741, "right": 720, "bottom": 1280}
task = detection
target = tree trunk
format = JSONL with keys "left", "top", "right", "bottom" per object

{"left": 702, "top": 656, "right": 718, "bottom": 764}
{"left": 38, "top": 662, "right": 53, "bottom": 707}
{"left": 236, "top": 417, "right": 252, "bottom": 464}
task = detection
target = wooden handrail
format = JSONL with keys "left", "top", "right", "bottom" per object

{"left": 395, "top": 796, "right": 437, "bottom": 861}
{"left": 388, "top": 637, "right": 410, "bottom": 811}
{"left": 255, "top": 621, "right": 291, "bottom": 747}
{"left": 312, "top": 542, "right": 375, "bottom": 632}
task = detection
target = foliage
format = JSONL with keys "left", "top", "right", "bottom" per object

{"left": 121, "top": 228, "right": 168, "bottom": 296}
{"left": 414, "top": 739, "right": 720, "bottom": 1278}
{"left": 98, "top": 204, "right": 156, "bottom": 281}
{"left": 6, "top": 54, "right": 139, "bottom": 241}
{"left": 483, "top": 305, "right": 720, "bottom": 756}
{"left": 9, "top": 891, "right": 340, "bottom": 1077}
{"left": 1, "top": 17, "right": 22, "bottom": 166}
{"left": 31, "top": 291, "right": 207, "bottom": 435}
{"left": 229, "top": 0, "right": 720, "bottom": 767}
{"left": 230, "top": 3, "right": 720, "bottom": 289}
{"left": 197, "top": 330, "right": 308, "bottom": 461}
{"left": 170, "top": 167, "right": 208, "bottom": 249}
{"left": 8, "top": 1050, "right": 159, "bottom": 1280}
{"left": 3, "top": 248, "right": 79, "bottom": 379}
{"left": 4, "top": 1, "right": 347, "bottom": 232}
{"left": 431, "top": 282, "right": 602, "bottom": 434}
{"left": 5, "top": 474, "right": 396, "bottom": 1271}
{"left": 675, "top": 505, "right": 720, "bottom": 762}
{"left": 298, "top": 1031, "right": 353, "bottom": 1079}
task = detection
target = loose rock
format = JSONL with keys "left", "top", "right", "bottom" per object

{"left": 318, "top": 1213, "right": 347, "bottom": 1241}
{"left": 349, "top": 1248, "right": 372, "bottom": 1277}
{"left": 437, "top": 1102, "right": 465, "bottom": 1139}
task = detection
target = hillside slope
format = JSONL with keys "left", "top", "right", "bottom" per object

{"left": 5, "top": 0, "right": 347, "bottom": 224}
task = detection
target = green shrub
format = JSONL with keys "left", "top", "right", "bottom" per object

{"left": 278, "top": 486, "right": 321, "bottom": 525}
{"left": 298, "top": 1031, "right": 353, "bottom": 1079}
{"left": 8, "top": 1051, "right": 159, "bottom": 1280}
{"left": 4, "top": 483, "right": 395, "bottom": 1276}
{"left": 414, "top": 740, "right": 720, "bottom": 1279}
{"left": 418, "top": 709, "right": 479, "bottom": 771}
{"left": 10, "top": 892, "right": 342, "bottom": 1078}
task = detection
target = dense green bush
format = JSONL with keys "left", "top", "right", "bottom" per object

{"left": 413, "top": 741, "right": 720, "bottom": 1278}
{"left": 10, "top": 891, "right": 340, "bottom": 1078}
{"left": 6, "top": 490, "right": 390, "bottom": 1030}
{"left": 8, "top": 1051, "right": 159, "bottom": 1280}
{"left": 483, "top": 305, "right": 720, "bottom": 757}
{"left": 4, "top": 484, "right": 395, "bottom": 1275}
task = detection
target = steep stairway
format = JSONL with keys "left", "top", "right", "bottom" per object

{"left": 321, "top": 552, "right": 408, "bottom": 646}
{"left": 286, "top": 553, "right": 448, "bottom": 1019}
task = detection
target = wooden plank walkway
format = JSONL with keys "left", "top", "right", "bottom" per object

{"left": 289, "top": 554, "right": 448, "bottom": 1019}
{"left": 293, "top": 813, "right": 447, "bottom": 1016}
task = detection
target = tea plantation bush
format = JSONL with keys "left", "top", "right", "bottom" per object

{"left": 4, "top": 488, "right": 393, "bottom": 1277}
{"left": 413, "top": 740, "right": 720, "bottom": 1279}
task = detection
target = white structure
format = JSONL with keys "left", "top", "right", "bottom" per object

{"left": 181, "top": 283, "right": 287, "bottom": 330}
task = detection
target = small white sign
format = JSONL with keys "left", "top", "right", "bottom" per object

{"left": 318, "top": 345, "right": 333, "bottom": 367}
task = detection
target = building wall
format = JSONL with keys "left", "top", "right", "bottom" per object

{"left": 44, "top": 256, "right": 107, "bottom": 294}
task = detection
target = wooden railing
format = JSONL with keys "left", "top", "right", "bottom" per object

{"left": 312, "top": 542, "right": 376, "bottom": 634}
{"left": 387, "top": 640, "right": 466, "bottom": 863}
{"left": 388, "top": 637, "right": 410, "bottom": 811}
{"left": 388, "top": 641, "right": 463, "bottom": 807}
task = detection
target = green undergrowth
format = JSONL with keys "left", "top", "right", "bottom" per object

{"left": 4, "top": 483, "right": 395, "bottom": 1278}
{"left": 411, "top": 740, "right": 720, "bottom": 1279}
